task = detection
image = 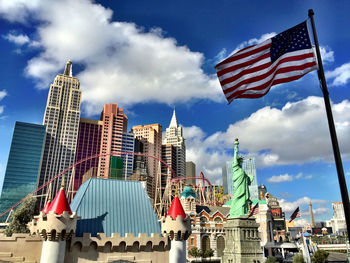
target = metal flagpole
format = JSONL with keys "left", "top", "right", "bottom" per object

{"left": 308, "top": 9, "right": 350, "bottom": 243}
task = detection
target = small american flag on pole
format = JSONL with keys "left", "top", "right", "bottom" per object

{"left": 246, "top": 202, "right": 259, "bottom": 218}
{"left": 289, "top": 207, "right": 301, "bottom": 222}
{"left": 215, "top": 21, "right": 317, "bottom": 104}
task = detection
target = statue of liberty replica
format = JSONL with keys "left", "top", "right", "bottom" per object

{"left": 222, "top": 138, "right": 264, "bottom": 263}
{"left": 230, "top": 138, "right": 254, "bottom": 217}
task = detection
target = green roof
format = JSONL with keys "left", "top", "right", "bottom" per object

{"left": 70, "top": 178, "right": 161, "bottom": 237}
{"left": 180, "top": 186, "right": 196, "bottom": 198}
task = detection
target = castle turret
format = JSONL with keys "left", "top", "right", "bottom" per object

{"left": 29, "top": 179, "right": 77, "bottom": 263}
{"left": 180, "top": 185, "right": 196, "bottom": 215}
{"left": 162, "top": 196, "right": 191, "bottom": 263}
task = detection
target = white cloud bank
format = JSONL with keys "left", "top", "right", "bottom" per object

{"left": 267, "top": 172, "right": 312, "bottom": 183}
{"left": 0, "top": 0, "right": 223, "bottom": 115}
{"left": 185, "top": 96, "right": 350, "bottom": 183}
{"left": 0, "top": 90, "right": 7, "bottom": 116}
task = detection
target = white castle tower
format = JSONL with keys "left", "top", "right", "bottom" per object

{"left": 29, "top": 180, "right": 78, "bottom": 263}
{"left": 163, "top": 109, "right": 186, "bottom": 177}
{"left": 162, "top": 196, "right": 191, "bottom": 263}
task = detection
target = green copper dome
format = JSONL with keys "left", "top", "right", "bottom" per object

{"left": 180, "top": 186, "right": 196, "bottom": 199}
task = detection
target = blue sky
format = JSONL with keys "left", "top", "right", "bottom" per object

{"left": 0, "top": 0, "right": 350, "bottom": 226}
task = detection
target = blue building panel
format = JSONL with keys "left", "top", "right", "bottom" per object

{"left": 121, "top": 132, "right": 135, "bottom": 178}
{"left": 70, "top": 178, "right": 161, "bottom": 237}
{"left": 0, "top": 122, "right": 46, "bottom": 219}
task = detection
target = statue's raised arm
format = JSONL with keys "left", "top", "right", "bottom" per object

{"left": 230, "top": 139, "right": 252, "bottom": 218}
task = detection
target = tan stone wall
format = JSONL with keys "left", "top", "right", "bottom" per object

{"left": 65, "top": 233, "right": 170, "bottom": 263}
{"left": 0, "top": 234, "right": 43, "bottom": 263}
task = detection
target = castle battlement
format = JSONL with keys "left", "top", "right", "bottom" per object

{"left": 69, "top": 232, "right": 169, "bottom": 253}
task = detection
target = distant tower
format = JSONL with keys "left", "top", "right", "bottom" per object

{"left": 162, "top": 196, "right": 191, "bottom": 263}
{"left": 163, "top": 109, "right": 186, "bottom": 178}
{"left": 309, "top": 200, "right": 316, "bottom": 228}
{"left": 131, "top": 124, "right": 162, "bottom": 200}
{"left": 98, "top": 103, "right": 128, "bottom": 178}
{"left": 38, "top": 60, "right": 81, "bottom": 208}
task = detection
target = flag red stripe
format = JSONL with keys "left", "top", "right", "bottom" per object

{"left": 220, "top": 52, "right": 314, "bottom": 87}
{"left": 224, "top": 60, "right": 317, "bottom": 96}
{"left": 226, "top": 64, "right": 316, "bottom": 102}
{"left": 216, "top": 42, "right": 271, "bottom": 68}
{"left": 217, "top": 53, "right": 270, "bottom": 78}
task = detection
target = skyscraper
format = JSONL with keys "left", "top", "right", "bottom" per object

{"left": 0, "top": 122, "right": 46, "bottom": 219}
{"left": 74, "top": 118, "right": 103, "bottom": 192}
{"left": 185, "top": 161, "right": 196, "bottom": 185}
{"left": 38, "top": 61, "right": 81, "bottom": 207}
{"left": 161, "top": 144, "right": 177, "bottom": 189}
{"left": 121, "top": 132, "right": 135, "bottom": 178}
{"left": 98, "top": 103, "right": 128, "bottom": 178}
{"left": 131, "top": 124, "right": 162, "bottom": 200}
{"left": 163, "top": 109, "right": 186, "bottom": 178}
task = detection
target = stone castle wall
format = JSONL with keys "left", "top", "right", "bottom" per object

{"left": 0, "top": 234, "right": 43, "bottom": 262}
{"left": 65, "top": 232, "right": 170, "bottom": 263}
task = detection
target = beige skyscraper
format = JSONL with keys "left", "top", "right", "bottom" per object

{"left": 131, "top": 124, "right": 162, "bottom": 200}
{"left": 163, "top": 109, "right": 186, "bottom": 178}
{"left": 37, "top": 61, "right": 81, "bottom": 207}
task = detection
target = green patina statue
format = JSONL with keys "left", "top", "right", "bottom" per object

{"left": 229, "top": 139, "right": 254, "bottom": 218}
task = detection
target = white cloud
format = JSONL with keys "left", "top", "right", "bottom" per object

{"left": 3, "top": 33, "right": 30, "bottom": 45}
{"left": 0, "top": 0, "right": 223, "bottom": 115}
{"left": 230, "top": 32, "right": 276, "bottom": 55}
{"left": 0, "top": 90, "right": 6, "bottom": 101}
{"left": 320, "top": 46, "right": 334, "bottom": 64}
{"left": 183, "top": 97, "right": 350, "bottom": 184}
{"left": 293, "top": 218, "right": 309, "bottom": 227}
{"left": 197, "top": 96, "right": 350, "bottom": 167}
{"left": 326, "top": 62, "right": 350, "bottom": 86}
{"left": 267, "top": 174, "right": 293, "bottom": 183}
{"left": 0, "top": 90, "right": 7, "bottom": 116}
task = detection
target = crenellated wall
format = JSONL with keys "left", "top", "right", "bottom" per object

{"left": 0, "top": 234, "right": 43, "bottom": 262}
{"left": 65, "top": 232, "right": 170, "bottom": 263}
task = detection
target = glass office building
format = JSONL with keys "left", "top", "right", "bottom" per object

{"left": 0, "top": 122, "right": 46, "bottom": 220}
{"left": 223, "top": 156, "right": 259, "bottom": 200}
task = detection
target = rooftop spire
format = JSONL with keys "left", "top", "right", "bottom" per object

{"left": 63, "top": 60, "right": 73, "bottom": 77}
{"left": 169, "top": 108, "right": 178, "bottom": 128}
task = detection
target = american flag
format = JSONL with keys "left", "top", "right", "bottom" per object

{"left": 289, "top": 207, "right": 301, "bottom": 222}
{"left": 246, "top": 202, "right": 259, "bottom": 218}
{"left": 215, "top": 21, "right": 317, "bottom": 104}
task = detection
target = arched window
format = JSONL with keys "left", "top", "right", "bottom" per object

{"left": 202, "top": 235, "right": 211, "bottom": 251}
{"left": 214, "top": 216, "right": 223, "bottom": 223}
{"left": 200, "top": 216, "right": 208, "bottom": 224}
{"left": 217, "top": 236, "right": 225, "bottom": 257}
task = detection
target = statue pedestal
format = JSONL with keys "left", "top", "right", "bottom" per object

{"left": 222, "top": 217, "right": 265, "bottom": 263}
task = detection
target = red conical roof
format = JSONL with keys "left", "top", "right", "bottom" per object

{"left": 47, "top": 188, "right": 72, "bottom": 215}
{"left": 167, "top": 196, "right": 186, "bottom": 220}
{"left": 42, "top": 201, "right": 51, "bottom": 214}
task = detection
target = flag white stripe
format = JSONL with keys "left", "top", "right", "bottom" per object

{"left": 216, "top": 40, "right": 271, "bottom": 72}
{"left": 221, "top": 54, "right": 316, "bottom": 91}
{"left": 218, "top": 57, "right": 271, "bottom": 82}
{"left": 225, "top": 65, "right": 317, "bottom": 100}
{"left": 223, "top": 53, "right": 316, "bottom": 98}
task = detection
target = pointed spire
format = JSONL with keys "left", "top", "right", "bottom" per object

{"left": 169, "top": 108, "right": 178, "bottom": 128}
{"left": 63, "top": 60, "right": 73, "bottom": 77}
{"left": 167, "top": 196, "right": 186, "bottom": 220}
{"left": 42, "top": 184, "right": 52, "bottom": 214}
{"left": 47, "top": 178, "right": 72, "bottom": 215}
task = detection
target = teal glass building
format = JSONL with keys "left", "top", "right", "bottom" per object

{"left": 0, "top": 122, "right": 46, "bottom": 220}
{"left": 222, "top": 157, "right": 259, "bottom": 200}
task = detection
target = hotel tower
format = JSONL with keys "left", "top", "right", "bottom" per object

{"left": 163, "top": 109, "right": 186, "bottom": 178}
{"left": 37, "top": 61, "right": 81, "bottom": 208}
